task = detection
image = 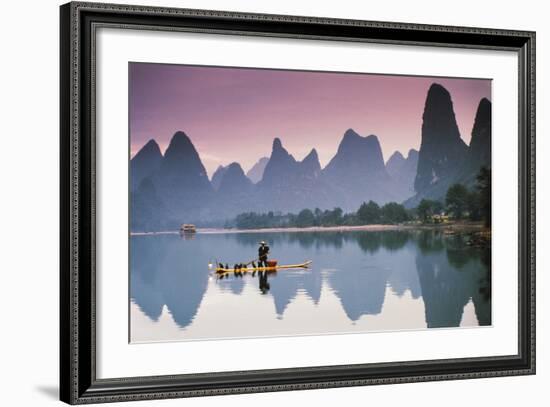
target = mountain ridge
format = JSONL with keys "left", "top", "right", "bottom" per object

{"left": 130, "top": 83, "right": 491, "bottom": 230}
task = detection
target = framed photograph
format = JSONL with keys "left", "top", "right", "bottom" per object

{"left": 60, "top": 1, "right": 535, "bottom": 404}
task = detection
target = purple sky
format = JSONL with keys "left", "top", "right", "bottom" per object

{"left": 130, "top": 63, "right": 491, "bottom": 177}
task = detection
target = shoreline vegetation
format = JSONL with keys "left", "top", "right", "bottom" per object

{"left": 131, "top": 221, "right": 488, "bottom": 236}
{"left": 132, "top": 167, "right": 491, "bottom": 250}
{"left": 223, "top": 167, "right": 490, "bottom": 231}
{"left": 131, "top": 221, "right": 491, "bottom": 250}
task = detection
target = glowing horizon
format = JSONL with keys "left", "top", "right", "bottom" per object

{"left": 130, "top": 63, "right": 491, "bottom": 177}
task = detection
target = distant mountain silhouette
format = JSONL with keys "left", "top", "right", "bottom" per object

{"left": 321, "top": 129, "right": 398, "bottom": 211}
{"left": 301, "top": 148, "right": 322, "bottom": 177}
{"left": 218, "top": 162, "right": 253, "bottom": 195}
{"left": 130, "top": 139, "right": 162, "bottom": 191}
{"left": 463, "top": 98, "right": 492, "bottom": 182}
{"left": 246, "top": 157, "right": 269, "bottom": 184}
{"left": 414, "top": 84, "right": 468, "bottom": 194}
{"left": 131, "top": 177, "right": 170, "bottom": 231}
{"left": 386, "top": 149, "right": 418, "bottom": 202}
{"left": 469, "top": 98, "right": 491, "bottom": 165}
{"left": 130, "top": 83, "right": 491, "bottom": 230}
{"left": 255, "top": 138, "right": 328, "bottom": 213}
{"left": 211, "top": 165, "right": 229, "bottom": 190}
{"left": 324, "top": 129, "right": 386, "bottom": 178}
{"left": 260, "top": 138, "right": 299, "bottom": 185}
{"left": 386, "top": 151, "right": 406, "bottom": 177}
{"left": 159, "top": 131, "right": 211, "bottom": 188}
{"left": 215, "top": 162, "right": 255, "bottom": 218}
{"left": 131, "top": 131, "right": 214, "bottom": 230}
{"left": 405, "top": 84, "right": 490, "bottom": 207}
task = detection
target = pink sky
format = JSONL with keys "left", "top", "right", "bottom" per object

{"left": 129, "top": 63, "right": 491, "bottom": 177}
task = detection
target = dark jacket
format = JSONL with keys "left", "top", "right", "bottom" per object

{"left": 258, "top": 245, "right": 269, "bottom": 259}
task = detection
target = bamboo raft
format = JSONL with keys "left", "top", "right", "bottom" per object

{"left": 215, "top": 260, "right": 312, "bottom": 274}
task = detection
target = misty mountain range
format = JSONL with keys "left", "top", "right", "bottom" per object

{"left": 131, "top": 83, "right": 491, "bottom": 231}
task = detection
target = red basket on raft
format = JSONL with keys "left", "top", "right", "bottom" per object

{"left": 266, "top": 260, "right": 278, "bottom": 267}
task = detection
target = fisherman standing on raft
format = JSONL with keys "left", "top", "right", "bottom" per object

{"left": 258, "top": 241, "right": 270, "bottom": 268}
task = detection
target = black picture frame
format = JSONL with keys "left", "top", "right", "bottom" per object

{"left": 60, "top": 1, "right": 536, "bottom": 404}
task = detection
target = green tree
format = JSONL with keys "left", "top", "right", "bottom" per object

{"left": 467, "top": 190, "right": 482, "bottom": 221}
{"left": 476, "top": 166, "right": 491, "bottom": 227}
{"left": 432, "top": 200, "right": 444, "bottom": 214}
{"left": 417, "top": 199, "right": 433, "bottom": 222}
{"left": 342, "top": 213, "right": 358, "bottom": 225}
{"left": 446, "top": 183, "right": 469, "bottom": 219}
{"left": 332, "top": 207, "right": 343, "bottom": 224}
{"left": 327, "top": 207, "right": 343, "bottom": 225}
{"left": 296, "top": 208, "right": 315, "bottom": 227}
{"left": 417, "top": 199, "right": 444, "bottom": 223}
{"left": 313, "top": 208, "right": 322, "bottom": 226}
{"left": 381, "top": 202, "right": 409, "bottom": 224}
{"left": 357, "top": 200, "right": 381, "bottom": 224}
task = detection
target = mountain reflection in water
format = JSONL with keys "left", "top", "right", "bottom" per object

{"left": 130, "top": 230, "right": 491, "bottom": 342}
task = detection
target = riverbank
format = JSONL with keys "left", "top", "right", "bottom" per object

{"left": 131, "top": 221, "right": 488, "bottom": 236}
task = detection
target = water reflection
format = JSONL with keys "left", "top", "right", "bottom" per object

{"left": 130, "top": 234, "right": 209, "bottom": 328}
{"left": 130, "top": 229, "right": 491, "bottom": 341}
{"left": 218, "top": 272, "right": 245, "bottom": 295}
{"left": 258, "top": 271, "right": 272, "bottom": 294}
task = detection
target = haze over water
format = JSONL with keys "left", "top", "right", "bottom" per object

{"left": 130, "top": 229, "right": 491, "bottom": 342}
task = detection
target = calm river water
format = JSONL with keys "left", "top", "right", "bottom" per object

{"left": 130, "top": 229, "right": 491, "bottom": 342}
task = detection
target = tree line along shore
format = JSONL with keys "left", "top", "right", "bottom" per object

{"left": 225, "top": 167, "right": 491, "bottom": 231}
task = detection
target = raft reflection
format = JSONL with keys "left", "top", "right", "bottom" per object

{"left": 130, "top": 229, "right": 491, "bottom": 341}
